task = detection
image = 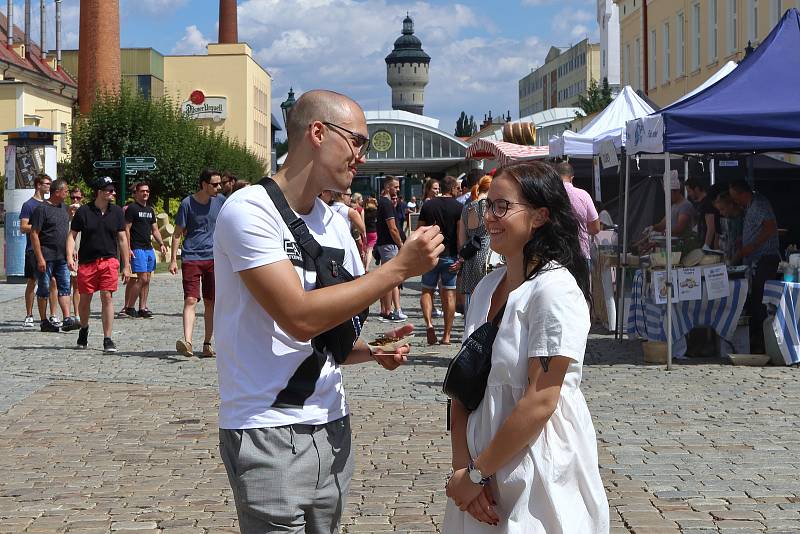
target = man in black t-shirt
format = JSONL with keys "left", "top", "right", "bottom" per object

{"left": 67, "top": 176, "right": 132, "bottom": 353}
{"left": 418, "top": 175, "right": 463, "bottom": 345}
{"left": 30, "top": 179, "right": 78, "bottom": 332}
{"left": 122, "top": 183, "right": 167, "bottom": 318}
{"left": 375, "top": 177, "right": 406, "bottom": 321}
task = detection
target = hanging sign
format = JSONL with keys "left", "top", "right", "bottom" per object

{"left": 677, "top": 267, "right": 702, "bottom": 301}
{"left": 652, "top": 270, "right": 678, "bottom": 305}
{"left": 704, "top": 264, "right": 730, "bottom": 300}
{"left": 593, "top": 157, "right": 602, "bottom": 201}
{"left": 598, "top": 139, "right": 619, "bottom": 169}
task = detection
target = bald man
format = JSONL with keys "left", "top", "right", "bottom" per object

{"left": 213, "top": 89, "right": 444, "bottom": 533}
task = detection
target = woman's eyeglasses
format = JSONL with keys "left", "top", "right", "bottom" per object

{"left": 485, "top": 198, "right": 531, "bottom": 218}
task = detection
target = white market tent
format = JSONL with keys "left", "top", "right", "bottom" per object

{"left": 548, "top": 86, "right": 655, "bottom": 158}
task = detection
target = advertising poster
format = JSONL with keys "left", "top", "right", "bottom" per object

{"left": 652, "top": 270, "right": 678, "bottom": 304}
{"left": 677, "top": 267, "right": 703, "bottom": 301}
{"left": 704, "top": 264, "right": 730, "bottom": 300}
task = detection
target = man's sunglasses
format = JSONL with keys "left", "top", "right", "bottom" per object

{"left": 322, "top": 122, "right": 370, "bottom": 157}
{"left": 70, "top": 196, "right": 82, "bottom": 201}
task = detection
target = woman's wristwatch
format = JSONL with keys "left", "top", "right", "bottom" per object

{"left": 467, "top": 460, "right": 491, "bottom": 486}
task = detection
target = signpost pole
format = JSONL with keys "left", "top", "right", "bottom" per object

{"left": 120, "top": 157, "right": 127, "bottom": 205}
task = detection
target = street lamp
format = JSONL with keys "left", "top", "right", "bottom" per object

{"left": 280, "top": 87, "right": 296, "bottom": 129}
{"left": 744, "top": 40, "right": 755, "bottom": 57}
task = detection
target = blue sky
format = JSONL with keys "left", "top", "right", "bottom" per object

{"left": 31, "top": 0, "right": 599, "bottom": 135}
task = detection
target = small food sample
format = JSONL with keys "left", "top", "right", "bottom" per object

{"left": 368, "top": 334, "right": 414, "bottom": 351}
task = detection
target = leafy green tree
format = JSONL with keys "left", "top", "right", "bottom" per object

{"left": 66, "top": 85, "right": 265, "bottom": 209}
{"left": 577, "top": 77, "right": 614, "bottom": 117}
{"left": 455, "top": 111, "right": 477, "bottom": 137}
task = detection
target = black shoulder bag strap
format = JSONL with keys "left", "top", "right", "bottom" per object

{"left": 259, "top": 177, "right": 322, "bottom": 268}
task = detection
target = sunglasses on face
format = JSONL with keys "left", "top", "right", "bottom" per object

{"left": 485, "top": 198, "right": 531, "bottom": 218}
{"left": 70, "top": 195, "right": 82, "bottom": 201}
{"left": 322, "top": 122, "right": 370, "bottom": 157}
{"left": 209, "top": 182, "right": 222, "bottom": 188}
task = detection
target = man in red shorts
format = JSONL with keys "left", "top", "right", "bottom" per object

{"left": 66, "top": 176, "right": 132, "bottom": 352}
{"left": 169, "top": 168, "right": 225, "bottom": 357}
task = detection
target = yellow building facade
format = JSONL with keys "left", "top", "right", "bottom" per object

{"left": 164, "top": 43, "right": 272, "bottom": 169}
{"left": 616, "top": 0, "right": 800, "bottom": 107}
{"left": 518, "top": 39, "right": 601, "bottom": 117}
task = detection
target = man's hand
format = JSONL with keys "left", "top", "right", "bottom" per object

{"left": 37, "top": 257, "right": 46, "bottom": 273}
{"left": 449, "top": 258, "right": 464, "bottom": 272}
{"left": 68, "top": 255, "right": 77, "bottom": 273}
{"left": 159, "top": 244, "right": 167, "bottom": 258}
{"left": 371, "top": 324, "right": 413, "bottom": 370}
{"left": 395, "top": 225, "right": 444, "bottom": 277}
{"left": 169, "top": 260, "right": 178, "bottom": 275}
{"left": 122, "top": 266, "right": 132, "bottom": 285}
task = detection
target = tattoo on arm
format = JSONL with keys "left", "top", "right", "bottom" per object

{"left": 540, "top": 357, "right": 552, "bottom": 372}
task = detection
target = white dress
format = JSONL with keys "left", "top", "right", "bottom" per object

{"left": 443, "top": 265, "right": 609, "bottom": 534}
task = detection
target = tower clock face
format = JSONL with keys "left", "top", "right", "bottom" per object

{"left": 371, "top": 130, "right": 393, "bottom": 152}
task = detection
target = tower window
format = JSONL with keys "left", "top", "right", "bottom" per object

{"left": 414, "top": 66, "right": 417, "bottom": 73}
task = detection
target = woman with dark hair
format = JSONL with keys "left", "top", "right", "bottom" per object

{"left": 443, "top": 162, "right": 608, "bottom": 533}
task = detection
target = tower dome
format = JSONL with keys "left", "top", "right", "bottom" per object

{"left": 385, "top": 14, "right": 430, "bottom": 115}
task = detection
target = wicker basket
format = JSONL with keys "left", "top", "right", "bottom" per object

{"left": 641, "top": 340, "right": 668, "bottom": 363}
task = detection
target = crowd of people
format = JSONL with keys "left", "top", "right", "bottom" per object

{"left": 16, "top": 89, "right": 612, "bottom": 533}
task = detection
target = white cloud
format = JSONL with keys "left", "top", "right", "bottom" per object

{"left": 552, "top": 8, "right": 597, "bottom": 41}
{"left": 171, "top": 25, "right": 209, "bottom": 55}
{"left": 235, "top": 0, "right": 550, "bottom": 130}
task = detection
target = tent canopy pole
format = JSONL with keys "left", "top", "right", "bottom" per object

{"left": 664, "top": 152, "right": 673, "bottom": 371}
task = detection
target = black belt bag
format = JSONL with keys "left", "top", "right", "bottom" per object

{"left": 260, "top": 178, "right": 368, "bottom": 364}
{"left": 442, "top": 303, "right": 506, "bottom": 411}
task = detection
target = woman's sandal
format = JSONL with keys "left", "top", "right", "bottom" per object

{"left": 176, "top": 339, "right": 193, "bottom": 357}
{"left": 202, "top": 342, "right": 216, "bottom": 358}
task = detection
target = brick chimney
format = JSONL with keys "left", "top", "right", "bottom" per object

{"left": 218, "top": 0, "right": 238, "bottom": 44}
{"left": 78, "top": 0, "right": 121, "bottom": 114}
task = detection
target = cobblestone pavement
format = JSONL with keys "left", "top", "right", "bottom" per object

{"left": 0, "top": 274, "right": 799, "bottom": 533}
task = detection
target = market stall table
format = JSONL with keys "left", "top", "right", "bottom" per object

{"left": 763, "top": 280, "right": 800, "bottom": 366}
{"left": 627, "top": 270, "right": 749, "bottom": 358}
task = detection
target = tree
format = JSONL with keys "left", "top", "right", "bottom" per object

{"left": 66, "top": 85, "right": 265, "bottom": 207}
{"left": 577, "top": 77, "right": 614, "bottom": 117}
{"left": 455, "top": 111, "right": 477, "bottom": 137}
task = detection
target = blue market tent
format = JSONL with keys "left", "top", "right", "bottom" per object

{"left": 627, "top": 8, "right": 800, "bottom": 154}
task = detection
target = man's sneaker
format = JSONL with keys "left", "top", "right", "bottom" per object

{"left": 103, "top": 337, "right": 118, "bottom": 353}
{"left": 61, "top": 317, "right": 80, "bottom": 332}
{"left": 137, "top": 308, "right": 153, "bottom": 318}
{"left": 76, "top": 327, "right": 89, "bottom": 349}
{"left": 432, "top": 308, "right": 444, "bottom": 318}
{"left": 23, "top": 315, "right": 35, "bottom": 328}
{"left": 377, "top": 313, "right": 392, "bottom": 322}
{"left": 387, "top": 312, "right": 404, "bottom": 322}
{"left": 48, "top": 315, "right": 62, "bottom": 328}
{"left": 40, "top": 319, "right": 60, "bottom": 333}
{"left": 396, "top": 310, "right": 408, "bottom": 320}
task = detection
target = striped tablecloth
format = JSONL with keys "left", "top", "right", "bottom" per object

{"left": 627, "top": 270, "right": 749, "bottom": 349}
{"left": 763, "top": 280, "right": 800, "bottom": 365}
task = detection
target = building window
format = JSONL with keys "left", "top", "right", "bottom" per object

{"left": 649, "top": 29, "right": 657, "bottom": 89}
{"left": 635, "top": 37, "right": 641, "bottom": 90}
{"left": 770, "top": 0, "right": 782, "bottom": 27}
{"left": 728, "top": 0, "right": 738, "bottom": 54}
{"left": 663, "top": 22, "right": 671, "bottom": 81}
{"left": 692, "top": 2, "right": 701, "bottom": 71}
{"left": 60, "top": 122, "right": 67, "bottom": 153}
{"left": 677, "top": 12, "right": 686, "bottom": 75}
{"left": 749, "top": 0, "right": 759, "bottom": 43}
{"left": 708, "top": 0, "right": 718, "bottom": 62}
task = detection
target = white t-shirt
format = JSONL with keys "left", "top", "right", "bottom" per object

{"left": 214, "top": 184, "right": 364, "bottom": 429}
{"left": 330, "top": 201, "right": 351, "bottom": 229}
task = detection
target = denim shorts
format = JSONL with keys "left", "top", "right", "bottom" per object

{"left": 131, "top": 248, "right": 156, "bottom": 273}
{"left": 36, "top": 259, "right": 71, "bottom": 298}
{"left": 421, "top": 256, "right": 458, "bottom": 290}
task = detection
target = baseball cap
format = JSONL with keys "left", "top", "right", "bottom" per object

{"left": 669, "top": 170, "right": 681, "bottom": 190}
{"left": 93, "top": 176, "right": 115, "bottom": 191}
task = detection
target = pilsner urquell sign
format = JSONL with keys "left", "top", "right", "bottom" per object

{"left": 182, "top": 90, "right": 227, "bottom": 121}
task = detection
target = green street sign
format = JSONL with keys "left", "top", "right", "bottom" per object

{"left": 93, "top": 160, "right": 121, "bottom": 169}
{"left": 127, "top": 163, "right": 157, "bottom": 169}
{"left": 125, "top": 157, "right": 156, "bottom": 165}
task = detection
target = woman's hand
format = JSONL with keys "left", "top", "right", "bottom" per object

{"left": 445, "top": 468, "right": 483, "bottom": 512}
{"left": 466, "top": 485, "right": 500, "bottom": 526}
